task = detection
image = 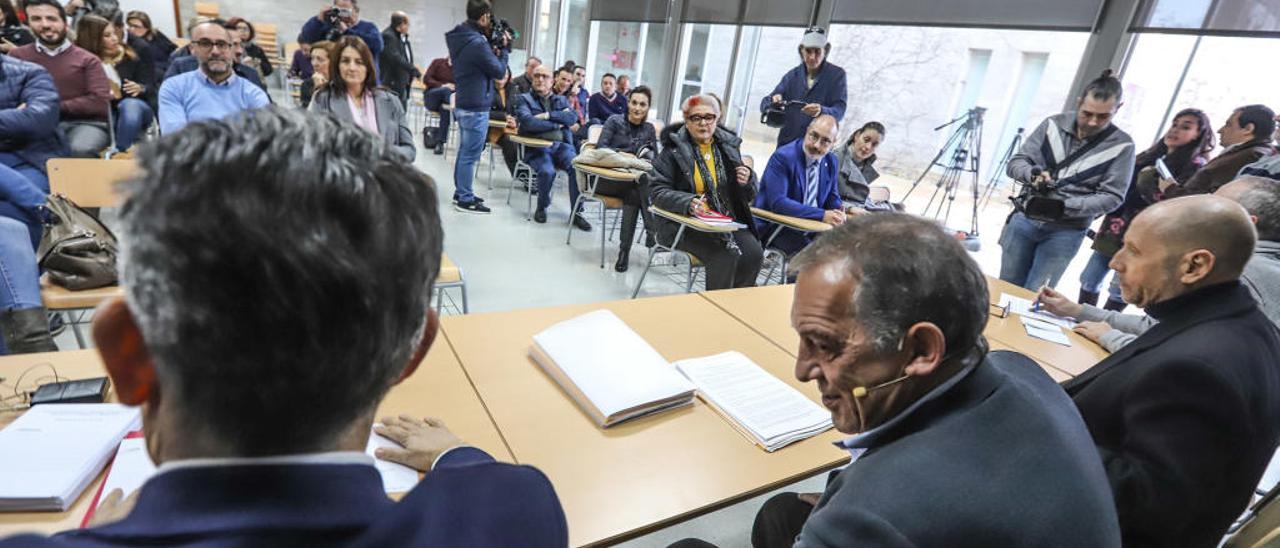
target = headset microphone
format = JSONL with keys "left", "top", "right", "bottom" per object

{"left": 851, "top": 375, "right": 910, "bottom": 399}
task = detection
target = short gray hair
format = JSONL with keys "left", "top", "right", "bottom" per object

{"left": 789, "top": 214, "right": 989, "bottom": 357}
{"left": 1232, "top": 176, "right": 1280, "bottom": 241}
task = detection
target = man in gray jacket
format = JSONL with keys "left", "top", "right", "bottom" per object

{"left": 1001, "top": 71, "right": 1135, "bottom": 290}
{"left": 1035, "top": 175, "right": 1280, "bottom": 352}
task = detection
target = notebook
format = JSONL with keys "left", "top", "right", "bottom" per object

{"left": 0, "top": 403, "right": 141, "bottom": 512}
{"left": 674, "top": 351, "right": 832, "bottom": 452}
{"left": 531, "top": 310, "right": 696, "bottom": 428}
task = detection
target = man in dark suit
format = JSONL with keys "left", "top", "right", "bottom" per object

{"left": 0, "top": 108, "right": 567, "bottom": 548}
{"left": 1065, "top": 194, "right": 1280, "bottom": 548}
{"left": 379, "top": 11, "right": 419, "bottom": 111}
{"left": 673, "top": 215, "right": 1122, "bottom": 548}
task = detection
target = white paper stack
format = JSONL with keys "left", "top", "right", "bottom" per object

{"left": 531, "top": 310, "right": 696, "bottom": 428}
{"left": 674, "top": 351, "right": 832, "bottom": 452}
{"left": 999, "top": 293, "right": 1077, "bottom": 328}
{"left": 0, "top": 403, "right": 141, "bottom": 511}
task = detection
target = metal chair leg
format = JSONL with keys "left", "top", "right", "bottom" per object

{"left": 68, "top": 311, "right": 86, "bottom": 348}
{"left": 566, "top": 195, "right": 585, "bottom": 244}
{"left": 460, "top": 281, "right": 469, "bottom": 314}
{"left": 685, "top": 255, "right": 697, "bottom": 293}
{"left": 599, "top": 204, "right": 607, "bottom": 268}
{"left": 631, "top": 249, "right": 658, "bottom": 299}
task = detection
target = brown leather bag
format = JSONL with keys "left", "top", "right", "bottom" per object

{"left": 37, "top": 194, "right": 118, "bottom": 290}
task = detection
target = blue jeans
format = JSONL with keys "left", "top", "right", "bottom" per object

{"left": 1079, "top": 250, "right": 1123, "bottom": 301}
{"left": 526, "top": 141, "right": 581, "bottom": 212}
{"left": 0, "top": 152, "right": 49, "bottom": 248}
{"left": 998, "top": 212, "right": 1088, "bottom": 290}
{"left": 423, "top": 87, "right": 453, "bottom": 143}
{"left": 114, "top": 98, "right": 154, "bottom": 151}
{"left": 0, "top": 215, "right": 44, "bottom": 355}
{"left": 451, "top": 108, "right": 489, "bottom": 203}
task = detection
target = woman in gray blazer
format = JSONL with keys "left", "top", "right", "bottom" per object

{"left": 309, "top": 36, "right": 416, "bottom": 162}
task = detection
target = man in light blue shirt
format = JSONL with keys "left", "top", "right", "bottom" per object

{"left": 158, "top": 19, "right": 268, "bottom": 134}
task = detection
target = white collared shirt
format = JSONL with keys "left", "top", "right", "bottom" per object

{"left": 35, "top": 39, "right": 72, "bottom": 57}
{"left": 158, "top": 451, "right": 375, "bottom": 474}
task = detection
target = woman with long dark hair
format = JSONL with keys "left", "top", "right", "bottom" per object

{"left": 125, "top": 10, "right": 175, "bottom": 76}
{"left": 75, "top": 14, "right": 154, "bottom": 151}
{"left": 1077, "top": 108, "right": 1215, "bottom": 309}
{"left": 308, "top": 36, "right": 414, "bottom": 161}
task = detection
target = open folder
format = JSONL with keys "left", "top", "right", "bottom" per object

{"left": 531, "top": 310, "right": 696, "bottom": 428}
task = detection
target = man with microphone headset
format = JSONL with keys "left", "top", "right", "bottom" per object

{"left": 674, "top": 214, "right": 1121, "bottom": 547}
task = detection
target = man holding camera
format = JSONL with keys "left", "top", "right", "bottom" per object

{"left": 444, "top": 0, "right": 509, "bottom": 214}
{"left": 999, "top": 71, "right": 1135, "bottom": 290}
{"left": 760, "top": 27, "right": 847, "bottom": 147}
{"left": 299, "top": 0, "right": 383, "bottom": 72}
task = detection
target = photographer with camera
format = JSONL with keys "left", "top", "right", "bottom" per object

{"left": 759, "top": 27, "right": 846, "bottom": 148}
{"left": 999, "top": 70, "right": 1135, "bottom": 291}
{"left": 444, "top": 0, "right": 510, "bottom": 214}
{"left": 298, "top": 0, "right": 382, "bottom": 74}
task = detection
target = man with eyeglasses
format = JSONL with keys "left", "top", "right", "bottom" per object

{"left": 157, "top": 19, "right": 268, "bottom": 134}
{"left": 760, "top": 27, "right": 847, "bottom": 147}
{"left": 753, "top": 114, "right": 847, "bottom": 256}
{"left": 162, "top": 21, "right": 267, "bottom": 93}
{"left": 513, "top": 64, "right": 590, "bottom": 229}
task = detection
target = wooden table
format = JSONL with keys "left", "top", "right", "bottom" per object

{"left": 0, "top": 344, "right": 509, "bottom": 537}
{"left": 441, "top": 294, "right": 849, "bottom": 547}
{"left": 699, "top": 278, "right": 1107, "bottom": 380}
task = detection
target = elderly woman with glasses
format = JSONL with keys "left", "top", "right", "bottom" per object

{"left": 649, "top": 94, "right": 763, "bottom": 290}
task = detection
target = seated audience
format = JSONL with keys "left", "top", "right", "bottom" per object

{"left": 1160, "top": 104, "right": 1276, "bottom": 199}
{"left": 511, "top": 54, "right": 538, "bottom": 94}
{"left": 1239, "top": 110, "right": 1280, "bottom": 180}
{"left": 1038, "top": 175, "right": 1280, "bottom": 351}
{"left": 74, "top": 14, "right": 154, "bottom": 152}
{"left": 0, "top": 215, "right": 55, "bottom": 354}
{"left": 0, "top": 107, "right": 568, "bottom": 547}
{"left": 597, "top": 85, "right": 656, "bottom": 158}
{"left": 11, "top": 0, "right": 111, "bottom": 158}
{"left": 0, "top": 0, "right": 34, "bottom": 52}
{"left": 0, "top": 51, "right": 64, "bottom": 247}
{"left": 289, "top": 41, "right": 314, "bottom": 80}
{"left": 674, "top": 214, "right": 1121, "bottom": 547}
{"left": 1063, "top": 194, "right": 1280, "bottom": 547}
{"left": 299, "top": 39, "right": 331, "bottom": 108}
{"left": 158, "top": 19, "right": 268, "bottom": 134}
{"left": 309, "top": 36, "right": 413, "bottom": 162}
{"left": 595, "top": 85, "right": 657, "bottom": 272}
{"left": 649, "top": 94, "right": 762, "bottom": 290}
{"left": 835, "top": 121, "right": 891, "bottom": 210}
{"left": 753, "top": 114, "right": 846, "bottom": 256}
{"left": 488, "top": 67, "right": 518, "bottom": 175}
{"left": 616, "top": 74, "right": 630, "bottom": 95}
{"left": 560, "top": 65, "right": 588, "bottom": 147}
{"left": 298, "top": 0, "right": 382, "bottom": 63}
{"left": 227, "top": 17, "right": 273, "bottom": 78}
{"left": 125, "top": 11, "right": 176, "bottom": 76}
{"left": 1079, "top": 108, "right": 1214, "bottom": 311}
{"left": 514, "top": 64, "right": 589, "bottom": 229}
{"left": 421, "top": 55, "right": 453, "bottom": 154}
{"left": 587, "top": 72, "right": 625, "bottom": 126}
{"left": 164, "top": 23, "right": 267, "bottom": 93}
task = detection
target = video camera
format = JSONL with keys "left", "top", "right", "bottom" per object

{"left": 323, "top": 7, "right": 353, "bottom": 41}
{"left": 488, "top": 17, "right": 516, "bottom": 51}
{"left": 761, "top": 100, "right": 805, "bottom": 128}
{"left": 1012, "top": 168, "right": 1068, "bottom": 222}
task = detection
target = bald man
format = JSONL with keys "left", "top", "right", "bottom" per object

{"left": 753, "top": 114, "right": 846, "bottom": 255}
{"left": 1063, "top": 195, "right": 1280, "bottom": 548}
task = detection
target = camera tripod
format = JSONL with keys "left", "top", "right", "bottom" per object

{"left": 980, "top": 127, "right": 1023, "bottom": 210}
{"left": 903, "top": 107, "right": 986, "bottom": 237}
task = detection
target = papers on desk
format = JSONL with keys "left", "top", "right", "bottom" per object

{"left": 693, "top": 209, "right": 747, "bottom": 229}
{"left": 1021, "top": 316, "right": 1072, "bottom": 346}
{"left": 674, "top": 352, "right": 832, "bottom": 452}
{"left": 0, "top": 403, "right": 140, "bottom": 512}
{"left": 365, "top": 430, "right": 420, "bottom": 494}
{"left": 531, "top": 310, "right": 696, "bottom": 428}
{"left": 998, "top": 293, "right": 1077, "bottom": 329}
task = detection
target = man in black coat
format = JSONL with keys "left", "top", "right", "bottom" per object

{"left": 1065, "top": 194, "right": 1280, "bottom": 548}
{"left": 379, "top": 11, "right": 419, "bottom": 111}
{"left": 672, "top": 215, "right": 1122, "bottom": 548}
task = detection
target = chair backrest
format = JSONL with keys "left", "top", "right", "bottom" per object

{"left": 172, "top": 37, "right": 190, "bottom": 49}
{"left": 194, "top": 2, "right": 219, "bottom": 18}
{"left": 46, "top": 159, "right": 137, "bottom": 208}
{"left": 868, "top": 185, "right": 892, "bottom": 203}
{"left": 254, "top": 22, "right": 280, "bottom": 59}
{"left": 587, "top": 124, "right": 603, "bottom": 146}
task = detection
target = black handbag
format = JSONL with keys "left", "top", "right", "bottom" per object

{"left": 37, "top": 194, "right": 118, "bottom": 290}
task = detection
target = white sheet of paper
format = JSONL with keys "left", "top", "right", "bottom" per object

{"left": 366, "top": 430, "right": 419, "bottom": 494}
{"left": 1021, "top": 317, "right": 1072, "bottom": 346}
{"left": 999, "top": 293, "right": 1077, "bottom": 329}
{"left": 0, "top": 404, "right": 141, "bottom": 511}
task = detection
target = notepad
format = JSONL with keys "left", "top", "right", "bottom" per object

{"left": 531, "top": 310, "right": 696, "bottom": 428}
{"left": 674, "top": 351, "right": 832, "bottom": 452}
{"left": 999, "top": 293, "right": 1077, "bottom": 329}
{"left": 1021, "top": 316, "right": 1072, "bottom": 346}
{"left": 0, "top": 403, "right": 141, "bottom": 512}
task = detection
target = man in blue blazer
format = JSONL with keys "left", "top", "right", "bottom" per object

{"left": 0, "top": 108, "right": 568, "bottom": 548}
{"left": 753, "top": 115, "right": 846, "bottom": 256}
{"left": 759, "top": 27, "right": 847, "bottom": 147}
{"left": 514, "top": 64, "right": 589, "bottom": 229}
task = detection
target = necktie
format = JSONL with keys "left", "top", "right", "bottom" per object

{"left": 804, "top": 161, "right": 820, "bottom": 207}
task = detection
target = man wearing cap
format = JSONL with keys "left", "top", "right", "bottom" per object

{"left": 760, "top": 27, "right": 847, "bottom": 147}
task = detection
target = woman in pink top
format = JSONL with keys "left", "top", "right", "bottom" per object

{"left": 308, "top": 36, "right": 415, "bottom": 161}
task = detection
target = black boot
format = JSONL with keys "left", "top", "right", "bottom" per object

{"left": 1103, "top": 298, "right": 1127, "bottom": 312}
{"left": 1078, "top": 289, "right": 1100, "bottom": 307}
{"left": 614, "top": 249, "right": 630, "bottom": 272}
{"left": 2, "top": 307, "right": 58, "bottom": 354}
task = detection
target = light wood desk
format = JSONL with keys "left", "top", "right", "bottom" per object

{"left": 0, "top": 344, "right": 509, "bottom": 537}
{"left": 699, "top": 279, "right": 1103, "bottom": 380}
{"left": 441, "top": 294, "right": 849, "bottom": 547}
